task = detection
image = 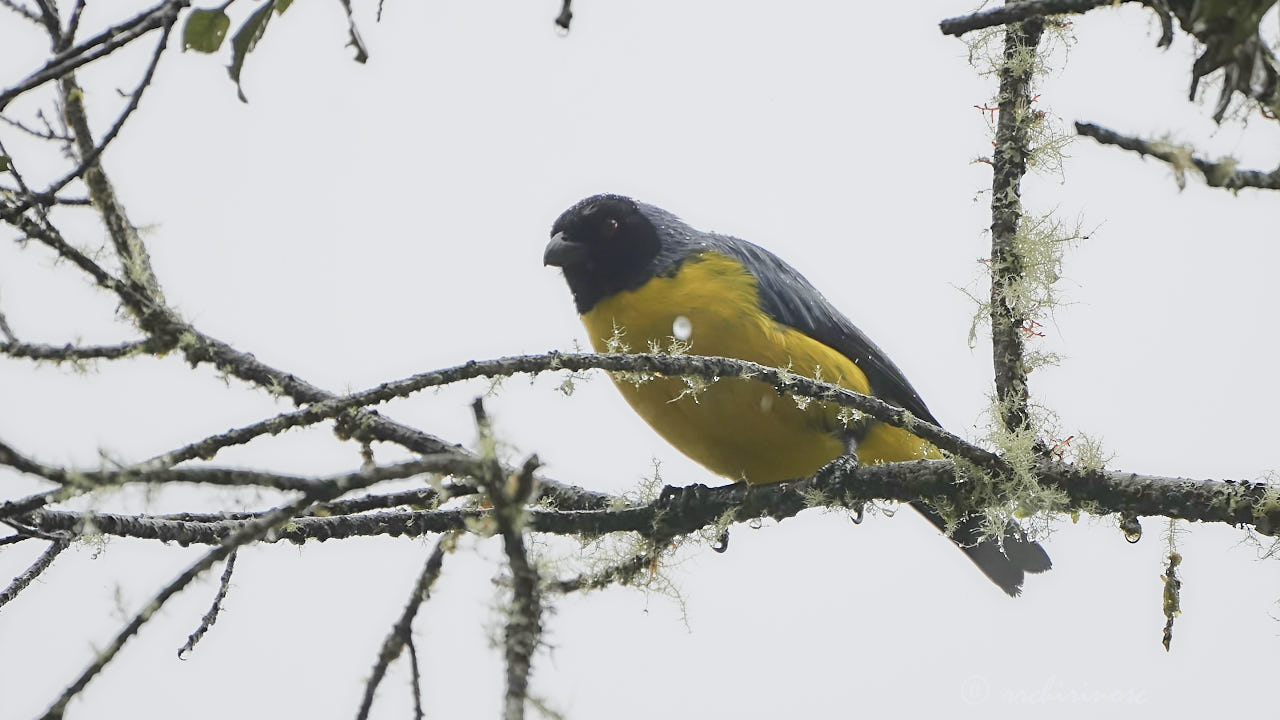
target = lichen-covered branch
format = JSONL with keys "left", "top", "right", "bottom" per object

{"left": 19, "top": 459, "right": 1280, "bottom": 547}
{"left": 0, "top": 338, "right": 154, "bottom": 361}
{"left": 111, "top": 351, "right": 1007, "bottom": 482}
{"left": 473, "top": 401, "right": 542, "bottom": 720}
{"left": 1076, "top": 121, "right": 1280, "bottom": 191}
{"left": 988, "top": 12, "right": 1045, "bottom": 433}
{"left": 0, "top": 445, "right": 483, "bottom": 520}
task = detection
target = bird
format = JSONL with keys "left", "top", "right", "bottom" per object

{"left": 543, "top": 194, "right": 1051, "bottom": 596}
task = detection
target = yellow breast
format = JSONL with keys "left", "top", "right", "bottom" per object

{"left": 581, "top": 252, "right": 936, "bottom": 484}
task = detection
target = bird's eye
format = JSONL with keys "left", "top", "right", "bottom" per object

{"left": 603, "top": 218, "right": 619, "bottom": 239}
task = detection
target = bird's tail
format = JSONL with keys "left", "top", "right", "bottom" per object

{"left": 910, "top": 501, "right": 1052, "bottom": 597}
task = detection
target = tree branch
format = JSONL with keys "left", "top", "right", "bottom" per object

{"left": 1075, "top": 121, "right": 1280, "bottom": 191}
{"left": 472, "top": 400, "right": 541, "bottom": 720}
{"left": 0, "top": 0, "right": 187, "bottom": 112}
{"left": 36, "top": 453, "right": 410, "bottom": 720}
{"left": 989, "top": 11, "right": 1045, "bottom": 433}
{"left": 29, "top": 20, "right": 177, "bottom": 220}
{"left": 0, "top": 450, "right": 487, "bottom": 521}
{"left": 355, "top": 533, "right": 453, "bottom": 720}
{"left": 20, "top": 459, "right": 1280, "bottom": 546}
{"left": 122, "top": 351, "right": 1009, "bottom": 483}
{"left": 0, "top": 0, "right": 44, "bottom": 27}
{"left": 176, "top": 549, "right": 237, "bottom": 659}
{"left": 0, "top": 538, "right": 69, "bottom": 609}
{"left": 0, "top": 339, "right": 153, "bottom": 361}
{"left": 940, "top": 0, "right": 1132, "bottom": 37}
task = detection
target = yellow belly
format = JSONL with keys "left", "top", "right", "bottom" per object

{"left": 582, "top": 252, "right": 937, "bottom": 484}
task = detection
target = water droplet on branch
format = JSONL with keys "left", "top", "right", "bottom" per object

{"left": 672, "top": 315, "right": 692, "bottom": 341}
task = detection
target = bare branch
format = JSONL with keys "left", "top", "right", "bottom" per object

{"left": 0, "top": 112, "right": 72, "bottom": 141}
{"left": 63, "top": 0, "right": 88, "bottom": 50}
{"left": 0, "top": 537, "right": 69, "bottom": 609}
{"left": 940, "top": 0, "right": 1130, "bottom": 37}
{"left": 0, "top": 339, "right": 152, "bottom": 361}
{"left": 30, "top": 0, "right": 60, "bottom": 41}
{"left": 176, "top": 549, "right": 237, "bottom": 659}
{"left": 355, "top": 533, "right": 453, "bottom": 720}
{"left": 0, "top": 0, "right": 187, "bottom": 112}
{"left": 0, "top": 0, "right": 44, "bottom": 27}
{"left": 406, "top": 638, "right": 424, "bottom": 720}
{"left": 336, "top": 0, "right": 369, "bottom": 63}
{"left": 27, "top": 19, "right": 178, "bottom": 219}
{"left": 0, "top": 308, "right": 15, "bottom": 343}
{"left": 1075, "top": 121, "right": 1280, "bottom": 190}
{"left": 554, "top": 0, "right": 572, "bottom": 31}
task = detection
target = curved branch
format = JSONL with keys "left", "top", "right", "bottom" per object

{"left": 129, "top": 351, "right": 1008, "bottom": 481}
{"left": 1076, "top": 121, "right": 1280, "bottom": 191}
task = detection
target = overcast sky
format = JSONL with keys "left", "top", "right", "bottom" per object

{"left": 2, "top": 1, "right": 1280, "bottom": 718}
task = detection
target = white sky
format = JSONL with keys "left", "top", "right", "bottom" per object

{"left": 2, "top": 1, "right": 1279, "bottom": 718}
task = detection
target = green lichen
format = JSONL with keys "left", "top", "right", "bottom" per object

{"left": 1066, "top": 432, "right": 1110, "bottom": 472}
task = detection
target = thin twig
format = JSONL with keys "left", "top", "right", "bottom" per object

{"left": 0, "top": 449, "right": 481, "bottom": 520}
{"left": 0, "top": 308, "right": 15, "bottom": 343}
{"left": 0, "top": 0, "right": 187, "bottom": 112}
{"left": 0, "top": 537, "right": 69, "bottom": 609}
{"left": 547, "top": 550, "right": 657, "bottom": 594}
{"left": 336, "top": 0, "right": 369, "bottom": 63}
{"left": 1076, "top": 121, "right": 1280, "bottom": 191}
{"left": 355, "top": 533, "right": 453, "bottom": 720}
{"left": 27, "top": 18, "right": 178, "bottom": 216}
{"left": 406, "top": 637, "right": 424, "bottom": 720}
{"left": 0, "top": 0, "right": 43, "bottom": 26}
{"left": 0, "top": 112, "right": 72, "bottom": 141}
{"left": 63, "top": 0, "right": 88, "bottom": 50}
{"left": 176, "top": 549, "right": 238, "bottom": 658}
{"left": 0, "top": 338, "right": 152, "bottom": 361}
{"left": 36, "top": 458, "right": 403, "bottom": 720}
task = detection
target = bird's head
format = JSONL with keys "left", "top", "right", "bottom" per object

{"left": 544, "top": 194, "right": 663, "bottom": 314}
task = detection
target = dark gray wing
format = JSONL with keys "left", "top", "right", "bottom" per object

{"left": 704, "top": 234, "right": 940, "bottom": 425}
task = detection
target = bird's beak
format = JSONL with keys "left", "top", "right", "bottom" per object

{"left": 543, "top": 232, "right": 588, "bottom": 267}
